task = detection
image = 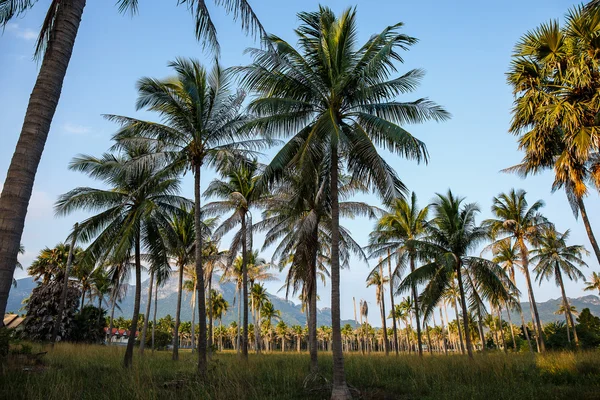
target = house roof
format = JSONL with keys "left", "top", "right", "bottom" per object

{"left": 3, "top": 314, "right": 24, "bottom": 329}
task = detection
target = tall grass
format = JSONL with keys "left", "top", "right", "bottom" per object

{"left": 2, "top": 343, "right": 600, "bottom": 399}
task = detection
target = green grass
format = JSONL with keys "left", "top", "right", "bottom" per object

{"left": 2, "top": 344, "right": 600, "bottom": 399}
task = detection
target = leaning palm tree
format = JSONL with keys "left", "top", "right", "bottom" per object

{"left": 203, "top": 158, "right": 266, "bottom": 359}
{"left": 106, "top": 58, "right": 269, "bottom": 374}
{"left": 54, "top": 141, "right": 188, "bottom": 367}
{"left": 531, "top": 228, "right": 588, "bottom": 346}
{"left": 366, "top": 267, "right": 390, "bottom": 355}
{"left": 483, "top": 189, "right": 550, "bottom": 352}
{"left": 0, "top": 1, "right": 269, "bottom": 324}
{"left": 239, "top": 8, "right": 448, "bottom": 393}
{"left": 400, "top": 190, "right": 514, "bottom": 359}
{"left": 367, "top": 192, "right": 429, "bottom": 356}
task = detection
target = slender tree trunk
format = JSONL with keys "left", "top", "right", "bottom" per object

{"left": 425, "top": 323, "right": 433, "bottom": 354}
{"left": 452, "top": 298, "right": 465, "bottom": 354}
{"left": 557, "top": 270, "right": 579, "bottom": 345}
{"left": 124, "top": 232, "right": 142, "bottom": 368}
{"left": 409, "top": 256, "right": 423, "bottom": 357}
{"left": 439, "top": 308, "right": 448, "bottom": 355}
{"left": 379, "top": 264, "right": 389, "bottom": 355}
{"left": 388, "top": 251, "right": 399, "bottom": 355}
{"left": 194, "top": 164, "right": 207, "bottom": 376}
{"left": 207, "top": 267, "right": 213, "bottom": 357}
{"left": 237, "top": 287, "right": 241, "bottom": 353}
{"left": 309, "top": 256, "right": 318, "bottom": 373}
{"left": 497, "top": 307, "right": 507, "bottom": 352}
{"left": 506, "top": 305, "right": 517, "bottom": 351}
{"left": 51, "top": 225, "right": 78, "bottom": 345}
{"left": 476, "top": 303, "right": 486, "bottom": 352}
{"left": 577, "top": 197, "right": 600, "bottom": 266}
{"left": 256, "top": 303, "right": 262, "bottom": 353}
{"left": 108, "top": 299, "right": 116, "bottom": 344}
{"left": 191, "top": 281, "right": 196, "bottom": 352}
{"left": 330, "top": 148, "right": 351, "bottom": 400}
{"left": 456, "top": 266, "right": 474, "bottom": 358}
{"left": 519, "top": 239, "right": 545, "bottom": 352}
{"left": 139, "top": 271, "right": 154, "bottom": 355}
{"left": 241, "top": 213, "right": 249, "bottom": 359}
{"left": 152, "top": 279, "right": 158, "bottom": 352}
{"left": 0, "top": 0, "right": 87, "bottom": 328}
{"left": 173, "top": 262, "right": 184, "bottom": 360}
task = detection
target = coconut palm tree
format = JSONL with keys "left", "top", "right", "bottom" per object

{"left": 532, "top": 228, "right": 588, "bottom": 346}
{"left": 0, "top": 1, "right": 270, "bottom": 325}
{"left": 210, "top": 289, "right": 229, "bottom": 350}
{"left": 584, "top": 272, "right": 600, "bottom": 296}
{"left": 483, "top": 189, "right": 550, "bottom": 352}
{"left": 239, "top": 7, "right": 448, "bottom": 396}
{"left": 366, "top": 267, "right": 390, "bottom": 355}
{"left": 400, "top": 191, "right": 513, "bottom": 359}
{"left": 260, "top": 300, "right": 280, "bottom": 351}
{"left": 251, "top": 283, "right": 269, "bottom": 352}
{"left": 291, "top": 324, "right": 304, "bottom": 352}
{"left": 106, "top": 59, "right": 270, "bottom": 374}
{"left": 54, "top": 141, "right": 188, "bottom": 367}
{"left": 367, "top": 192, "right": 429, "bottom": 356}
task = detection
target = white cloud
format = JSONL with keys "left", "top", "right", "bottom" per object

{"left": 5, "top": 23, "right": 37, "bottom": 41}
{"left": 63, "top": 123, "right": 91, "bottom": 135}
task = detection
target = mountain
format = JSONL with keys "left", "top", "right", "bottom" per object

{"left": 7, "top": 275, "right": 357, "bottom": 327}
{"left": 9, "top": 276, "right": 600, "bottom": 327}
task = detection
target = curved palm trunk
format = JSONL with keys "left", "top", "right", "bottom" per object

{"left": 139, "top": 271, "right": 154, "bottom": 355}
{"left": 456, "top": 267, "right": 473, "bottom": 358}
{"left": 194, "top": 165, "right": 207, "bottom": 376}
{"left": 510, "top": 266, "right": 533, "bottom": 353}
{"left": 330, "top": 149, "right": 351, "bottom": 400}
{"left": 51, "top": 228, "right": 77, "bottom": 345}
{"left": 152, "top": 280, "right": 158, "bottom": 352}
{"left": 557, "top": 269, "right": 579, "bottom": 345}
{"left": 577, "top": 197, "right": 600, "bottom": 266}
{"left": 124, "top": 232, "right": 142, "bottom": 368}
{"left": 410, "top": 256, "right": 423, "bottom": 357}
{"left": 173, "top": 263, "right": 185, "bottom": 360}
{"left": 388, "top": 252, "right": 399, "bottom": 355}
{"left": 519, "top": 240, "right": 545, "bottom": 352}
{"left": 0, "top": 0, "right": 87, "bottom": 327}
{"left": 241, "top": 213, "right": 249, "bottom": 359}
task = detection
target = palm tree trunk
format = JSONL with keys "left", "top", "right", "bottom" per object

{"left": 409, "top": 256, "right": 423, "bottom": 357}
{"left": 497, "top": 307, "right": 507, "bottom": 352}
{"left": 256, "top": 302, "right": 262, "bottom": 353}
{"left": 207, "top": 267, "right": 213, "bottom": 357}
{"left": 124, "top": 231, "right": 142, "bottom": 368}
{"left": 505, "top": 305, "right": 517, "bottom": 351}
{"left": 194, "top": 164, "right": 207, "bottom": 376}
{"left": 452, "top": 298, "right": 465, "bottom": 354}
{"left": 152, "top": 279, "right": 158, "bottom": 352}
{"left": 241, "top": 213, "right": 249, "bottom": 359}
{"left": 173, "top": 263, "right": 184, "bottom": 360}
{"left": 309, "top": 260, "right": 318, "bottom": 373}
{"left": 139, "top": 271, "right": 154, "bottom": 355}
{"left": 557, "top": 270, "right": 579, "bottom": 345}
{"left": 519, "top": 240, "right": 545, "bottom": 352}
{"left": 476, "top": 303, "right": 486, "bottom": 352}
{"left": 51, "top": 225, "right": 78, "bottom": 345}
{"left": 237, "top": 287, "right": 241, "bottom": 353}
{"left": 577, "top": 197, "right": 600, "bottom": 266}
{"left": 379, "top": 265, "right": 389, "bottom": 356}
{"left": 0, "top": 0, "right": 87, "bottom": 328}
{"left": 439, "top": 308, "right": 448, "bottom": 355}
{"left": 191, "top": 281, "right": 196, "bottom": 352}
{"left": 108, "top": 299, "right": 116, "bottom": 344}
{"left": 388, "top": 251, "right": 399, "bottom": 355}
{"left": 456, "top": 267, "right": 474, "bottom": 358}
{"left": 425, "top": 323, "right": 433, "bottom": 354}
{"left": 330, "top": 148, "right": 351, "bottom": 400}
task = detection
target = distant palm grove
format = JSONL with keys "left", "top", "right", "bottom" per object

{"left": 2, "top": 1, "right": 600, "bottom": 400}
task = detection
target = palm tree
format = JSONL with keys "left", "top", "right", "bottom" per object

{"left": 276, "top": 320, "right": 288, "bottom": 351}
{"left": 506, "top": 6, "right": 600, "bottom": 265}
{"left": 484, "top": 189, "right": 550, "bottom": 352}
{"left": 367, "top": 192, "right": 429, "bottom": 356}
{"left": 584, "top": 272, "right": 600, "bottom": 296}
{"left": 251, "top": 283, "right": 269, "bottom": 352}
{"left": 55, "top": 141, "right": 187, "bottom": 367}
{"left": 291, "top": 324, "right": 304, "bottom": 352}
{"left": 0, "top": 1, "right": 269, "bottom": 325}
{"left": 366, "top": 267, "right": 390, "bottom": 355}
{"left": 106, "top": 59, "right": 269, "bottom": 374}
{"left": 204, "top": 159, "right": 266, "bottom": 359}
{"left": 239, "top": 7, "right": 448, "bottom": 397}
{"left": 210, "top": 289, "right": 229, "bottom": 350}
{"left": 532, "top": 228, "right": 588, "bottom": 346}
{"left": 401, "top": 191, "right": 513, "bottom": 359}
{"left": 260, "top": 300, "right": 281, "bottom": 351}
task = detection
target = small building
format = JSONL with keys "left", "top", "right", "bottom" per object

{"left": 3, "top": 314, "right": 24, "bottom": 329}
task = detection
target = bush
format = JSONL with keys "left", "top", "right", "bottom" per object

{"left": 71, "top": 305, "right": 106, "bottom": 344}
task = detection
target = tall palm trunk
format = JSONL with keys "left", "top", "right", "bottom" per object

{"left": 475, "top": 302, "right": 486, "bottom": 352}
{"left": 455, "top": 265, "right": 473, "bottom": 358}
{"left": 330, "top": 148, "right": 351, "bottom": 400}
{"left": 51, "top": 226, "right": 77, "bottom": 345}
{"left": 497, "top": 307, "right": 507, "bottom": 352}
{"left": 152, "top": 280, "right": 158, "bottom": 352}
{"left": 124, "top": 232, "right": 142, "bottom": 368}
{"left": 557, "top": 269, "right": 579, "bottom": 345}
{"left": 379, "top": 265, "right": 389, "bottom": 355}
{"left": 0, "top": 0, "right": 87, "bottom": 326}
{"left": 237, "top": 287, "right": 241, "bottom": 353}
{"left": 139, "top": 271, "right": 154, "bottom": 354}
{"left": 505, "top": 305, "right": 517, "bottom": 350}
{"left": 173, "top": 262, "right": 185, "bottom": 360}
{"left": 510, "top": 266, "right": 533, "bottom": 353}
{"left": 108, "top": 299, "right": 116, "bottom": 344}
{"left": 309, "top": 255, "right": 318, "bottom": 373}
{"left": 452, "top": 298, "right": 465, "bottom": 354}
{"left": 256, "top": 302, "right": 262, "bottom": 353}
{"left": 439, "top": 308, "right": 448, "bottom": 355}
{"left": 207, "top": 268, "right": 213, "bottom": 356}
{"left": 410, "top": 256, "right": 423, "bottom": 357}
{"left": 519, "top": 239, "right": 545, "bottom": 352}
{"left": 388, "top": 251, "right": 398, "bottom": 355}
{"left": 241, "top": 213, "right": 249, "bottom": 359}
{"left": 194, "top": 165, "right": 207, "bottom": 376}
{"left": 80, "top": 287, "right": 87, "bottom": 311}
{"left": 577, "top": 197, "right": 600, "bottom": 266}
{"left": 191, "top": 281, "right": 196, "bottom": 352}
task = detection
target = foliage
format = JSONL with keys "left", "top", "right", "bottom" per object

{"left": 21, "top": 281, "right": 80, "bottom": 342}
{"left": 576, "top": 308, "right": 600, "bottom": 348}
{"left": 71, "top": 305, "right": 107, "bottom": 344}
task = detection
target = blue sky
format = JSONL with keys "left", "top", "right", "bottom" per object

{"left": 1, "top": 0, "right": 598, "bottom": 323}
